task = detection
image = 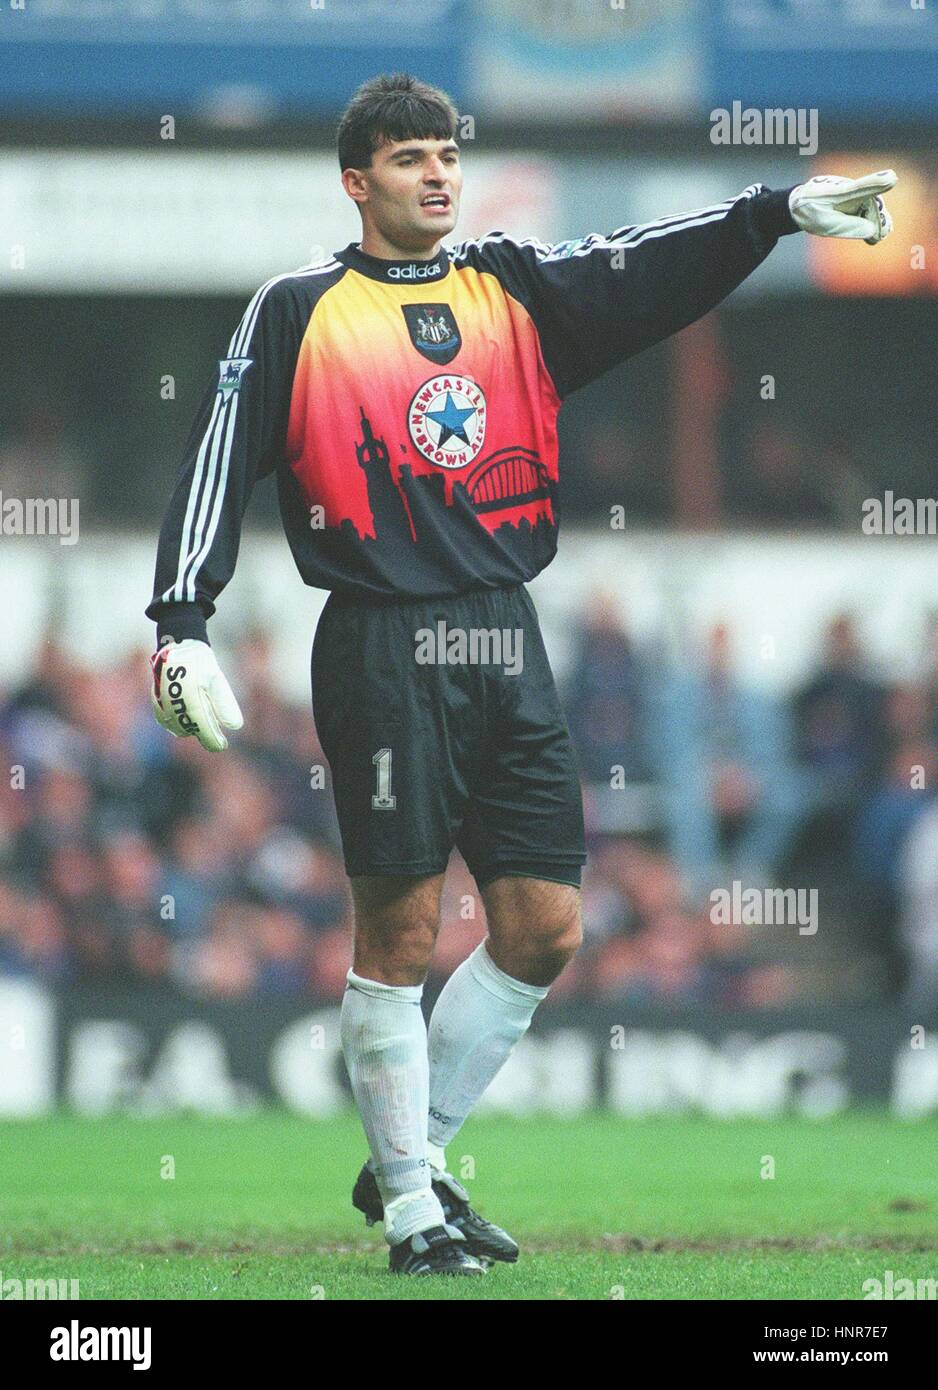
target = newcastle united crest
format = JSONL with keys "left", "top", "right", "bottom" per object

{"left": 402, "top": 304, "right": 462, "bottom": 366}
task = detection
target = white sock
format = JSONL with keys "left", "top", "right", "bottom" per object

{"left": 427, "top": 942, "right": 550, "bottom": 1152}
{"left": 426, "top": 1141, "right": 447, "bottom": 1173}
{"left": 341, "top": 969, "right": 445, "bottom": 1243}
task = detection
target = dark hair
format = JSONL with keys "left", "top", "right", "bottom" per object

{"left": 336, "top": 72, "right": 459, "bottom": 172}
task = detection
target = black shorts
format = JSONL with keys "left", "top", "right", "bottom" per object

{"left": 311, "top": 584, "right": 586, "bottom": 889}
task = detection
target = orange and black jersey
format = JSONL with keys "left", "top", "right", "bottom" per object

{"left": 147, "top": 183, "right": 798, "bottom": 643}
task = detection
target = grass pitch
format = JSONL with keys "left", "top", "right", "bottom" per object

{"left": 1, "top": 1111, "right": 936, "bottom": 1300}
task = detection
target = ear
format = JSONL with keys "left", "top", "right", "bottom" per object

{"left": 341, "top": 167, "right": 369, "bottom": 206}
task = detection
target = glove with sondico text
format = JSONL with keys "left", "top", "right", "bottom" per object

{"left": 150, "top": 639, "right": 243, "bottom": 752}
{"left": 788, "top": 170, "right": 897, "bottom": 244}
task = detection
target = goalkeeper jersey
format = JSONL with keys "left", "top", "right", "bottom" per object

{"left": 147, "top": 184, "right": 797, "bottom": 643}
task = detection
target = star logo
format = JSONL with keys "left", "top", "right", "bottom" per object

{"left": 425, "top": 392, "right": 476, "bottom": 448}
{"left": 407, "top": 374, "right": 486, "bottom": 469}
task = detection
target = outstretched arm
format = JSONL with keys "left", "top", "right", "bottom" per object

{"left": 462, "top": 172, "right": 897, "bottom": 399}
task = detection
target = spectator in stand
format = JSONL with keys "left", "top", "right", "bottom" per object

{"left": 98, "top": 829, "right": 173, "bottom": 983}
{"left": 564, "top": 591, "right": 657, "bottom": 785}
{"left": 854, "top": 739, "right": 937, "bottom": 905}
{"left": 0, "top": 879, "right": 69, "bottom": 981}
{"left": 855, "top": 643, "right": 938, "bottom": 994}
{"left": 898, "top": 799, "right": 938, "bottom": 1019}
{"left": 657, "top": 622, "right": 802, "bottom": 896}
{"left": 792, "top": 614, "right": 888, "bottom": 855}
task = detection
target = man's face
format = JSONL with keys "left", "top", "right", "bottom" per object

{"left": 344, "top": 136, "right": 462, "bottom": 251}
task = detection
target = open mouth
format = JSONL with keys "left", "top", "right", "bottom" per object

{"left": 420, "top": 193, "right": 451, "bottom": 211}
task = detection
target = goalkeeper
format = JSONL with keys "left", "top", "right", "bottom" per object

{"left": 147, "top": 73, "right": 895, "bottom": 1276}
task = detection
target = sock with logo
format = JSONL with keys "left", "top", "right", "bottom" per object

{"left": 427, "top": 941, "right": 550, "bottom": 1153}
{"left": 341, "top": 969, "right": 445, "bottom": 1244}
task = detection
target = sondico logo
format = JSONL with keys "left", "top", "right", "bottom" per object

{"left": 165, "top": 663, "right": 199, "bottom": 735}
{"left": 388, "top": 263, "right": 442, "bottom": 279}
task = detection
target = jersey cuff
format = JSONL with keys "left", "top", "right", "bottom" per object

{"left": 152, "top": 601, "right": 210, "bottom": 647}
{"left": 756, "top": 186, "right": 800, "bottom": 239}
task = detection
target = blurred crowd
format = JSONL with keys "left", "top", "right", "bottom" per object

{"left": 1, "top": 604, "right": 937, "bottom": 1013}
{"left": 567, "top": 600, "right": 938, "bottom": 1013}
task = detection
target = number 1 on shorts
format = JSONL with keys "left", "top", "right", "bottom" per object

{"left": 371, "top": 747, "right": 397, "bottom": 810}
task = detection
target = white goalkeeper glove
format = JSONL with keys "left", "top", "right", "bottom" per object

{"left": 150, "top": 638, "right": 243, "bottom": 752}
{"left": 789, "top": 169, "right": 896, "bottom": 244}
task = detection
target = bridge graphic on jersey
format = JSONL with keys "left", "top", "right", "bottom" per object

{"left": 465, "top": 448, "right": 551, "bottom": 514}
{"left": 346, "top": 407, "right": 555, "bottom": 547}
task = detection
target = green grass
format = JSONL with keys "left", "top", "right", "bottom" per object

{"left": 1, "top": 1111, "right": 936, "bottom": 1299}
